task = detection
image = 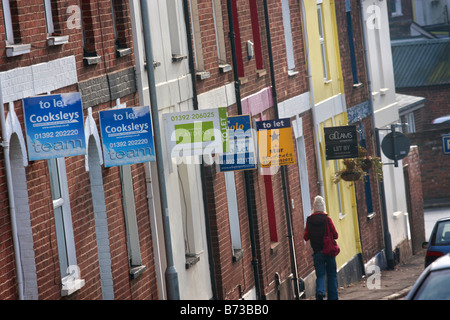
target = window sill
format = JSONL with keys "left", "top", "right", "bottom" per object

{"left": 239, "top": 77, "right": 248, "bottom": 85}
{"left": 380, "top": 88, "right": 389, "bottom": 96}
{"left": 232, "top": 249, "right": 244, "bottom": 262}
{"left": 367, "top": 212, "right": 376, "bottom": 220}
{"left": 61, "top": 278, "right": 85, "bottom": 297}
{"left": 185, "top": 254, "right": 200, "bottom": 269}
{"left": 130, "top": 265, "right": 146, "bottom": 280}
{"left": 47, "top": 35, "right": 69, "bottom": 46}
{"left": 196, "top": 71, "right": 211, "bottom": 80}
{"left": 256, "top": 69, "right": 267, "bottom": 77}
{"left": 6, "top": 43, "right": 31, "bottom": 57}
{"left": 219, "top": 63, "right": 232, "bottom": 73}
{"left": 270, "top": 242, "right": 280, "bottom": 254}
{"left": 116, "top": 47, "right": 132, "bottom": 58}
{"left": 83, "top": 56, "right": 102, "bottom": 66}
{"left": 393, "top": 211, "right": 402, "bottom": 219}
{"left": 288, "top": 70, "right": 299, "bottom": 77}
{"left": 324, "top": 79, "right": 332, "bottom": 84}
{"left": 353, "top": 82, "right": 363, "bottom": 89}
{"left": 172, "top": 54, "right": 187, "bottom": 62}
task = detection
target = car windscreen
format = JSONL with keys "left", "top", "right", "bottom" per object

{"left": 413, "top": 269, "right": 450, "bottom": 300}
{"left": 431, "top": 220, "right": 450, "bottom": 246}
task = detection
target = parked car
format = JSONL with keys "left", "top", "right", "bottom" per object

{"left": 406, "top": 254, "right": 450, "bottom": 300}
{"left": 423, "top": 217, "right": 450, "bottom": 267}
{"left": 432, "top": 115, "right": 450, "bottom": 124}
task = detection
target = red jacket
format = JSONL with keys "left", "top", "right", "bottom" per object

{"left": 304, "top": 212, "right": 338, "bottom": 253}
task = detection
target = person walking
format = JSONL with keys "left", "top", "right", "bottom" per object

{"left": 304, "top": 196, "right": 339, "bottom": 300}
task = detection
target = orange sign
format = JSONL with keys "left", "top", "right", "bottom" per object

{"left": 256, "top": 118, "right": 295, "bottom": 168}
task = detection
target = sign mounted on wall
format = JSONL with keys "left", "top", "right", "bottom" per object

{"left": 23, "top": 93, "right": 86, "bottom": 161}
{"left": 220, "top": 115, "right": 256, "bottom": 172}
{"left": 324, "top": 125, "right": 358, "bottom": 160}
{"left": 256, "top": 118, "right": 295, "bottom": 168}
{"left": 99, "top": 106, "right": 155, "bottom": 167}
{"left": 163, "top": 107, "right": 229, "bottom": 158}
{"left": 443, "top": 134, "right": 450, "bottom": 155}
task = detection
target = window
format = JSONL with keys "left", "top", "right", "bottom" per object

{"left": 264, "top": 174, "right": 278, "bottom": 243}
{"left": 120, "top": 165, "right": 146, "bottom": 278}
{"left": 111, "top": 0, "right": 131, "bottom": 57}
{"left": 178, "top": 161, "right": 205, "bottom": 268}
{"left": 317, "top": 3, "right": 329, "bottom": 81}
{"left": 357, "top": 123, "right": 374, "bottom": 217}
{"left": 224, "top": 172, "right": 243, "bottom": 260}
{"left": 189, "top": 0, "right": 208, "bottom": 79}
{"left": 282, "top": 0, "right": 297, "bottom": 75}
{"left": 3, "top": 0, "right": 14, "bottom": 44}
{"left": 44, "top": 0, "right": 69, "bottom": 45}
{"left": 249, "top": 0, "right": 264, "bottom": 70}
{"left": 345, "top": 0, "right": 360, "bottom": 85}
{"left": 404, "top": 112, "right": 416, "bottom": 133}
{"left": 2, "top": 0, "right": 30, "bottom": 56}
{"left": 80, "top": 0, "right": 101, "bottom": 63}
{"left": 167, "top": 0, "right": 187, "bottom": 61}
{"left": 391, "top": 0, "right": 403, "bottom": 17}
{"left": 293, "top": 118, "right": 311, "bottom": 224}
{"left": 212, "top": 0, "right": 230, "bottom": 71}
{"left": 48, "top": 157, "right": 85, "bottom": 296}
{"left": 230, "top": 0, "right": 245, "bottom": 78}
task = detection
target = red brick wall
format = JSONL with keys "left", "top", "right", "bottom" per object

{"left": 407, "top": 125, "right": 450, "bottom": 203}
{"left": 403, "top": 146, "right": 425, "bottom": 254}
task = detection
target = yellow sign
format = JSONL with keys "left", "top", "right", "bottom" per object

{"left": 256, "top": 118, "right": 295, "bottom": 168}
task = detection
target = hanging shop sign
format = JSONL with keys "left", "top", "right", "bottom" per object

{"left": 256, "top": 118, "right": 295, "bottom": 168}
{"left": 23, "top": 93, "right": 86, "bottom": 161}
{"left": 163, "top": 107, "right": 229, "bottom": 158}
{"left": 99, "top": 106, "right": 155, "bottom": 167}
{"left": 324, "top": 125, "right": 358, "bottom": 160}
{"left": 220, "top": 115, "right": 257, "bottom": 172}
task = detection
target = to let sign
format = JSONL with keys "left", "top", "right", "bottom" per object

{"left": 324, "top": 125, "right": 358, "bottom": 160}
{"left": 256, "top": 118, "right": 295, "bottom": 168}
{"left": 23, "top": 93, "right": 86, "bottom": 161}
{"left": 99, "top": 106, "right": 156, "bottom": 167}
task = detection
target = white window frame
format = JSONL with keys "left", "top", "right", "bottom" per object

{"left": 120, "top": 165, "right": 143, "bottom": 268}
{"left": 391, "top": 0, "right": 403, "bottom": 17}
{"left": 48, "top": 157, "right": 85, "bottom": 296}
{"left": 282, "top": 0, "right": 297, "bottom": 75}
{"left": 212, "top": 0, "right": 228, "bottom": 67}
{"left": 224, "top": 172, "right": 242, "bottom": 254}
{"left": 317, "top": 3, "right": 329, "bottom": 81}
{"left": 166, "top": 0, "right": 185, "bottom": 59}
{"left": 3, "top": 0, "right": 15, "bottom": 44}
{"left": 177, "top": 160, "right": 205, "bottom": 266}
{"left": 44, "top": 0, "right": 55, "bottom": 35}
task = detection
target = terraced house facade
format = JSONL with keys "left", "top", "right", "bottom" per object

{"left": 1, "top": 0, "right": 423, "bottom": 300}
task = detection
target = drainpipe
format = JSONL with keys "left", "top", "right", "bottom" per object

{"left": 0, "top": 96, "right": 25, "bottom": 300}
{"left": 139, "top": 0, "right": 180, "bottom": 299}
{"left": 263, "top": 0, "right": 300, "bottom": 300}
{"left": 300, "top": 0, "right": 325, "bottom": 198}
{"left": 226, "top": 0, "right": 262, "bottom": 300}
{"left": 359, "top": 0, "right": 394, "bottom": 270}
{"left": 182, "top": 0, "right": 218, "bottom": 300}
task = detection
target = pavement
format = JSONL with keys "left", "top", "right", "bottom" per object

{"left": 338, "top": 249, "right": 426, "bottom": 300}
